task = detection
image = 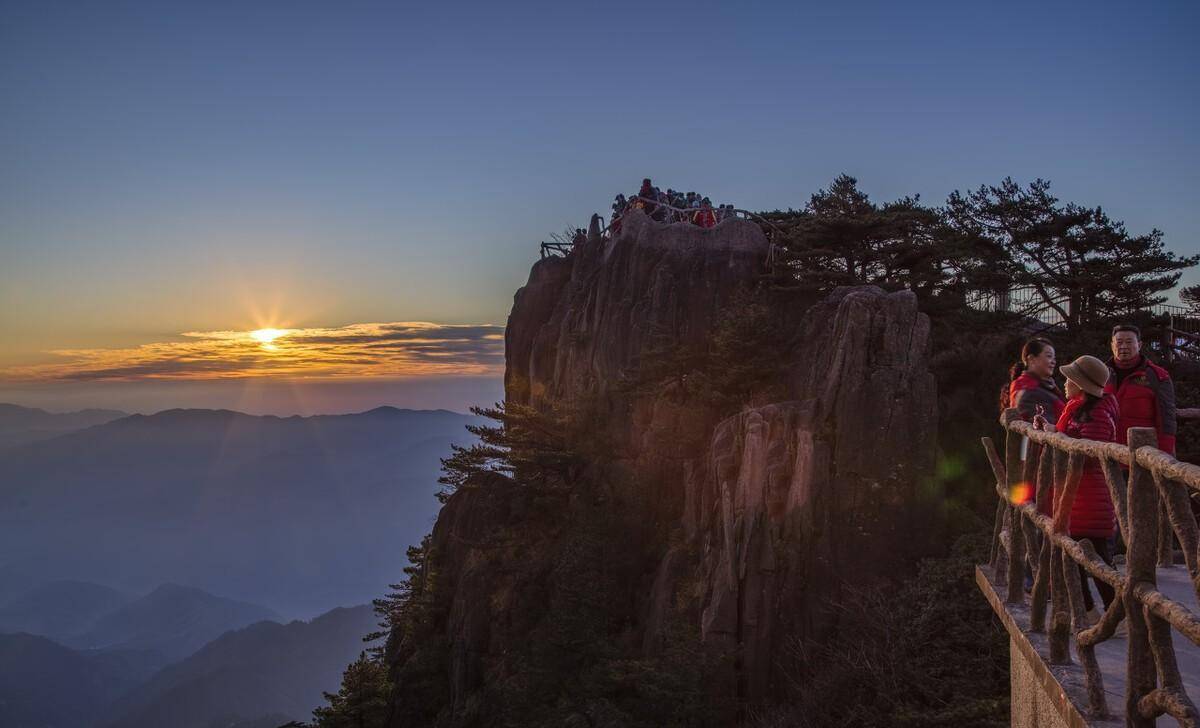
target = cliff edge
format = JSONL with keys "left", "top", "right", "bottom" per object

{"left": 383, "top": 209, "right": 938, "bottom": 726}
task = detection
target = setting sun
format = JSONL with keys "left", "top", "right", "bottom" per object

{"left": 250, "top": 328, "right": 287, "bottom": 344}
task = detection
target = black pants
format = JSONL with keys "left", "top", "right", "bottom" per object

{"left": 1078, "top": 536, "right": 1116, "bottom": 612}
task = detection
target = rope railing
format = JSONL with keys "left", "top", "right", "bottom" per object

{"left": 988, "top": 408, "right": 1200, "bottom": 724}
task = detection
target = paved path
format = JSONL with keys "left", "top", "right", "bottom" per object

{"left": 1085, "top": 564, "right": 1200, "bottom": 725}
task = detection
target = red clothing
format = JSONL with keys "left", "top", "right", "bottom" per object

{"left": 1052, "top": 394, "right": 1120, "bottom": 539}
{"left": 1005, "top": 373, "right": 1065, "bottom": 511}
{"left": 692, "top": 208, "right": 716, "bottom": 228}
{"left": 1105, "top": 356, "right": 1176, "bottom": 455}
{"left": 1008, "top": 372, "right": 1066, "bottom": 423}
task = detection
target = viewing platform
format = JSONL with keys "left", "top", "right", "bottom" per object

{"left": 980, "top": 561, "right": 1200, "bottom": 726}
{"left": 980, "top": 410, "right": 1200, "bottom": 727}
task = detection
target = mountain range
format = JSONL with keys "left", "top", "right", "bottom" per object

{"left": 0, "top": 404, "right": 481, "bottom": 615}
{"left": 101, "top": 605, "right": 376, "bottom": 728}
{"left": 0, "top": 403, "right": 126, "bottom": 449}
{"left": 0, "top": 579, "right": 375, "bottom": 727}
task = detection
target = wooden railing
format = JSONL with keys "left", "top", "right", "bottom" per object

{"left": 987, "top": 408, "right": 1200, "bottom": 725}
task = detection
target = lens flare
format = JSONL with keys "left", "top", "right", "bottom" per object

{"left": 1009, "top": 481, "right": 1033, "bottom": 505}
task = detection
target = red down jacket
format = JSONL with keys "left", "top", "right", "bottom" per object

{"left": 1105, "top": 356, "right": 1177, "bottom": 455}
{"left": 1052, "top": 393, "right": 1120, "bottom": 539}
{"left": 1007, "top": 373, "right": 1066, "bottom": 512}
{"left": 1008, "top": 372, "right": 1066, "bottom": 424}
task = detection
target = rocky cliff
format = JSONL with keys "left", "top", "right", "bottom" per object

{"left": 384, "top": 210, "right": 939, "bottom": 726}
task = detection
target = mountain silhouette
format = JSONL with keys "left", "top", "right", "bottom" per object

{"left": 66, "top": 583, "right": 282, "bottom": 662}
{"left": 0, "top": 403, "right": 127, "bottom": 449}
{"left": 0, "top": 406, "right": 482, "bottom": 615}
{"left": 0, "top": 580, "right": 132, "bottom": 640}
{"left": 0, "top": 632, "right": 148, "bottom": 728}
{"left": 102, "top": 605, "right": 377, "bottom": 728}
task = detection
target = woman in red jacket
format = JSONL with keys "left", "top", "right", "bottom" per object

{"left": 1054, "top": 354, "right": 1121, "bottom": 622}
{"left": 1003, "top": 337, "right": 1066, "bottom": 424}
{"left": 1003, "top": 337, "right": 1066, "bottom": 526}
{"left": 1003, "top": 338, "right": 1067, "bottom": 592}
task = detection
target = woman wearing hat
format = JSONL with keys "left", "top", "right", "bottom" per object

{"left": 1053, "top": 354, "right": 1121, "bottom": 623}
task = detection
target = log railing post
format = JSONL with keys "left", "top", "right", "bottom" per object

{"left": 1153, "top": 472, "right": 1200, "bottom": 603}
{"left": 1030, "top": 445, "right": 1055, "bottom": 632}
{"left": 1159, "top": 499, "right": 1176, "bottom": 568}
{"left": 1126, "top": 427, "right": 1161, "bottom": 728}
{"left": 1004, "top": 409, "right": 1027, "bottom": 604}
{"left": 1049, "top": 451, "right": 1083, "bottom": 664}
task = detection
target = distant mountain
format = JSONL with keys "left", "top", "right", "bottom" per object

{"left": 0, "top": 403, "right": 126, "bottom": 449}
{"left": 0, "top": 580, "right": 132, "bottom": 640}
{"left": 0, "top": 406, "right": 482, "bottom": 615}
{"left": 103, "top": 605, "right": 377, "bottom": 728}
{"left": 67, "top": 583, "right": 281, "bottom": 662}
{"left": 0, "top": 632, "right": 146, "bottom": 728}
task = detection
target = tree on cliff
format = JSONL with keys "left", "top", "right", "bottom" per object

{"left": 943, "top": 177, "right": 1198, "bottom": 330}
{"left": 311, "top": 652, "right": 390, "bottom": 728}
{"left": 760, "top": 175, "right": 960, "bottom": 301}
{"left": 437, "top": 401, "right": 590, "bottom": 501}
{"left": 761, "top": 175, "right": 1197, "bottom": 333}
{"left": 368, "top": 535, "right": 437, "bottom": 660}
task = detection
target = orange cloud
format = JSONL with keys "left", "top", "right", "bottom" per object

{"left": 1, "top": 322, "right": 505, "bottom": 382}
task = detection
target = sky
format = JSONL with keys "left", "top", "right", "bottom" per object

{"left": 2, "top": 0, "right": 1198, "bottom": 414}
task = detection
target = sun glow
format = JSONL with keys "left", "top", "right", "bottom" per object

{"left": 250, "top": 328, "right": 287, "bottom": 344}
{"left": 2, "top": 322, "right": 505, "bottom": 382}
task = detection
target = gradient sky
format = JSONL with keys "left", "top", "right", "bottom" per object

{"left": 2, "top": 0, "right": 1198, "bottom": 413}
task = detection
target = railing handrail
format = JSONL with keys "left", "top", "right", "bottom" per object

{"left": 540, "top": 201, "right": 786, "bottom": 262}
{"left": 621, "top": 196, "right": 788, "bottom": 235}
{"left": 988, "top": 408, "right": 1200, "bottom": 725}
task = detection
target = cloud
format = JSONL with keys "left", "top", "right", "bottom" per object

{"left": 1, "top": 322, "right": 506, "bottom": 382}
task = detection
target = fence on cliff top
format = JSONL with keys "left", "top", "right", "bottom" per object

{"left": 987, "top": 409, "right": 1200, "bottom": 724}
{"left": 538, "top": 197, "right": 786, "bottom": 259}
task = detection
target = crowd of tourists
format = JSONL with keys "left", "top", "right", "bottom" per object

{"left": 609, "top": 178, "right": 738, "bottom": 233}
{"left": 1002, "top": 324, "right": 1177, "bottom": 625}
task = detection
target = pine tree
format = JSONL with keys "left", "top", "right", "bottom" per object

{"left": 367, "top": 534, "right": 435, "bottom": 662}
{"left": 1181, "top": 284, "right": 1200, "bottom": 317}
{"left": 760, "top": 174, "right": 953, "bottom": 299}
{"left": 311, "top": 652, "right": 390, "bottom": 728}
{"left": 436, "top": 401, "right": 587, "bottom": 501}
{"left": 943, "top": 177, "right": 1198, "bottom": 329}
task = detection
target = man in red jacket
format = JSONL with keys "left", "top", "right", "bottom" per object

{"left": 1105, "top": 324, "right": 1177, "bottom": 455}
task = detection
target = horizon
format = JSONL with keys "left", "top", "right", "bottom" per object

{"left": 0, "top": 397, "right": 482, "bottom": 418}
{"left": 5, "top": 3, "right": 1200, "bottom": 725}
{"left": 4, "top": 0, "right": 1198, "bottom": 414}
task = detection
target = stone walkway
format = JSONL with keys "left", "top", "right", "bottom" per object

{"left": 1084, "top": 563, "right": 1200, "bottom": 725}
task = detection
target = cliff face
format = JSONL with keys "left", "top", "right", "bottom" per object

{"left": 504, "top": 210, "right": 776, "bottom": 527}
{"left": 386, "top": 210, "right": 938, "bottom": 725}
{"left": 680, "top": 287, "right": 937, "bottom": 701}
{"left": 506, "top": 210, "right": 770, "bottom": 410}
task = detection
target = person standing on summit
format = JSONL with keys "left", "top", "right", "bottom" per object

{"left": 1106, "top": 324, "right": 1177, "bottom": 454}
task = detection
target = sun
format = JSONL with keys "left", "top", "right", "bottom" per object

{"left": 250, "top": 328, "right": 287, "bottom": 344}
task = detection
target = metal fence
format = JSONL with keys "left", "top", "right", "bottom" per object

{"left": 542, "top": 196, "right": 792, "bottom": 259}
{"left": 966, "top": 285, "right": 1200, "bottom": 364}
{"left": 987, "top": 409, "right": 1200, "bottom": 724}
{"left": 966, "top": 286, "right": 1199, "bottom": 329}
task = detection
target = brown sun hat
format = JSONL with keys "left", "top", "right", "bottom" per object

{"left": 1061, "top": 355, "right": 1109, "bottom": 397}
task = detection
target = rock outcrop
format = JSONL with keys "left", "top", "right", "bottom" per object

{"left": 385, "top": 209, "right": 938, "bottom": 725}
{"left": 681, "top": 287, "right": 937, "bottom": 700}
